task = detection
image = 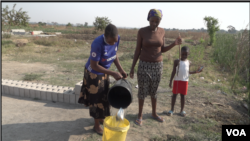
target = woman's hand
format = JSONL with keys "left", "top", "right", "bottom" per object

{"left": 120, "top": 70, "right": 128, "bottom": 79}
{"left": 112, "top": 72, "right": 123, "bottom": 80}
{"left": 129, "top": 69, "right": 134, "bottom": 79}
{"left": 174, "top": 34, "right": 182, "bottom": 45}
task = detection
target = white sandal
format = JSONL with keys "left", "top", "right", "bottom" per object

{"left": 180, "top": 111, "right": 186, "bottom": 117}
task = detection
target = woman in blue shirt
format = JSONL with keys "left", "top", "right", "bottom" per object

{"left": 78, "top": 24, "right": 127, "bottom": 135}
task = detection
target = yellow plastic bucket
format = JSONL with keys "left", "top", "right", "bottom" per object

{"left": 102, "top": 116, "right": 130, "bottom": 141}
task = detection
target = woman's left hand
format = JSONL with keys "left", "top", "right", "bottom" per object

{"left": 120, "top": 70, "right": 128, "bottom": 79}
{"left": 174, "top": 35, "right": 182, "bottom": 45}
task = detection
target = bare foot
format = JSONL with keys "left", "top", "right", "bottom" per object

{"left": 152, "top": 114, "right": 164, "bottom": 122}
{"left": 99, "top": 119, "right": 104, "bottom": 124}
{"left": 94, "top": 125, "right": 103, "bottom": 133}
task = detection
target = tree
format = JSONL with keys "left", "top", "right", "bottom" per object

{"left": 38, "top": 22, "right": 46, "bottom": 26}
{"left": 66, "top": 22, "right": 72, "bottom": 27}
{"left": 84, "top": 22, "right": 88, "bottom": 27}
{"left": 227, "top": 25, "right": 237, "bottom": 34}
{"left": 203, "top": 16, "right": 220, "bottom": 46}
{"left": 93, "top": 16, "right": 111, "bottom": 31}
{"left": 51, "top": 21, "right": 58, "bottom": 26}
{"left": 76, "top": 23, "right": 83, "bottom": 27}
{"left": 2, "top": 4, "right": 30, "bottom": 31}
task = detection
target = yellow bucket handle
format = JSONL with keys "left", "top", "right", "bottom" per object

{"left": 104, "top": 122, "right": 130, "bottom": 132}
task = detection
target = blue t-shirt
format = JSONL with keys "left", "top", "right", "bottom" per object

{"left": 85, "top": 34, "right": 120, "bottom": 75}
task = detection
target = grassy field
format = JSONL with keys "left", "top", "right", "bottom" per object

{"left": 2, "top": 25, "right": 249, "bottom": 141}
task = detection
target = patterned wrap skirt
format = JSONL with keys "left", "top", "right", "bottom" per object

{"left": 78, "top": 68, "right": 110, "bottom": 119}
{"left": 137, "top": 60, "right": 163, "bottom": 99}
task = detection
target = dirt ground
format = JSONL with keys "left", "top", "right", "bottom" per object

{"left": 2, "top": 61, "right": 55, "bottom": 81}
{"left": 2, "top": 54, "right": 249, "bottom": 141}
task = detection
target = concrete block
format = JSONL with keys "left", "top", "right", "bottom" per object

{"left": 51, "top": 88, "right": 58, "bottom": 102}
{"left": 57, "top": 89, "right": 65, "bottom": 102}
{"left": 25, "top": 82, "right": 32, "bottom": 85}
{"left": 40, "top": 84, "right": 47, "bottom": 87}
{"left": 11, "top": 29, "right": 25, "bottom": 32}
{"left": 13, "top": 83, "right": 20, "bottom": 96}
{"left": 24, "top": 85, "right": 31, "bottom": 98}
{"left": 46, "top": 88, "right": 53, "bottom": 101}
{"left": 40, "top": 87, "right": 48, "bottom": 100}
{"left": 74, "top": 81, "right": 83, "bottom": 95}
{"left": 35, "top": 86, "right": 42, "bottom": 99}
{"left": 55, "top": 86, "right": 63, "bottom": 89}
{"left": 35, "top": 83, "right": 42, "bottom": 87}
{"left": 8, "top": 82, "right": 16, "bottom": 95}
{"left": 45, "top": 84, "right": 53, "bottom": 88}
{"left": 29, "top": 85, "right": 37, "bottom": 98}
{"left": 19, "top": 84, "right": 26, "bottom": 97}
{"left": 21, "top": 81, "right": 28, "bottom": 84}
{"left": 2, "top": 81, "right": 9, "bottom": 94}
{"left": 63, "top": 89, "right": 70, "bottom": 103}
{"left": 15, "top": 80, "right": 23, "bottom": 84}
{"left": 63, "top": 89, "right": 76, "bottom": 104}
{"left": 32, "top": 31, "right": 43, "bottom": 35}
{"left": 13, "top": 32, "right": 26, "bottom": 35}
{"left": 12, "top": 80, "right": 18, "bottom": 84}
{"left": 70, "top": 94, "right": 76, "bottom": 104}
{"left": 51, "top": 85, "right": 58, "bottom": 90}
{"left": 2, "top": 80, "right": 5, "bottom": 94}
{"left": 30, "top": 82, "right": 37, "bottom": 87}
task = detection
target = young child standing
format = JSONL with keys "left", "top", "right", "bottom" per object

{"left": 167, "top": 46, "right": 203, "bottom": 116}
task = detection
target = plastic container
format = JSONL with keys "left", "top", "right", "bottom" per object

{"left": 102, "top": 116, "right": 130, "bottom": 141}
{"left": 107, "top": 79, "right": 132, "bottom": 109}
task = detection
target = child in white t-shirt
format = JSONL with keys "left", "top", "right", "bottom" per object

{"left": 167, "top": 46, "right": 203, "bottom": 116}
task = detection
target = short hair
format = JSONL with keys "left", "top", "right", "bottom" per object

{"left": 104, "top": 24, "right": 118, "bottom": 38}
{"left": 181, "top": 46, "right": 189, "bottom": 52}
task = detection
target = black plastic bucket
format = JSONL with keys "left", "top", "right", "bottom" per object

{"left": 108, "top": 79, "right": 133, "bottom": 109}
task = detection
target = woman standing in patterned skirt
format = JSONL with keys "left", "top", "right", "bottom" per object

{"left": 129, "top": 9, "right": 182, "bottom": 126}
{"left": 78, "top": 24, "right": 127, "bottom": 135}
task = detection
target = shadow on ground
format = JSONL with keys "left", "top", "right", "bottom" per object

{"left": 2, "top": 93, "right": 88, "bottom": 110}
{"left": 2, "top": 118, "right": 95, "bottom": 141}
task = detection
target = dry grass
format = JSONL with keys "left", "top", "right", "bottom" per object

{"left": 2, "top": 25, "right": 249, "bottom": 141}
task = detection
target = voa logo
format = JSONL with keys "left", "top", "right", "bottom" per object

{"left": 226, "top": 129, "right": 246, "bottom": 136}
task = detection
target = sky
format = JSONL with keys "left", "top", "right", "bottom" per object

{"left": 1, "top": 2, "right": 249, "bottom": 30}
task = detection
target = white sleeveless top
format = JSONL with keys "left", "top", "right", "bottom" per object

{"left": 174, "top": 60, "right": 190, "bottom": 81}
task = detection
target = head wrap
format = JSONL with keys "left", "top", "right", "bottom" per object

{"left": 147, "top": 9, "right": 163, "bottom": 21}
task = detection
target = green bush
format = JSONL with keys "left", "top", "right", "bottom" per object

{"left": 2, "top": 40, "right": 13, "bottom": 45}
{"left": 92, "top": 30, "right": 97, "bottom": 34}
{"left": 204, "top": 16, "right": 220, "bottom": 46}
{"left": 213, "top": 30, "right": 249, "bottom": 89}
{"left": 199, "top": 38, "right": 205, "bottom": 44}
{"left": 185, "top": 39, "right": 193, "bottom": 43}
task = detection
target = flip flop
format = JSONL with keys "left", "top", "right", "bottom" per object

{"left": 134, "top": 119, "right": 142, "bottom": 126}
{"left": 167, "top": 110, "right": 174, "bottom": 116}
{"left": 93, "top": 127, "right": 103, "bottom": 135}
{"left": 151, "top": 115, "right": 165, "bottom": 122}
{"left": 180, "top": 111, "right": 186, "bottom": 117}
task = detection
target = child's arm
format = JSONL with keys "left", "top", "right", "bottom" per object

{"left": 169, "top": 59, "right": 179, "bottom": 88}
{"left": 189, "top": 61, "right": 203, "bottom": 74}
